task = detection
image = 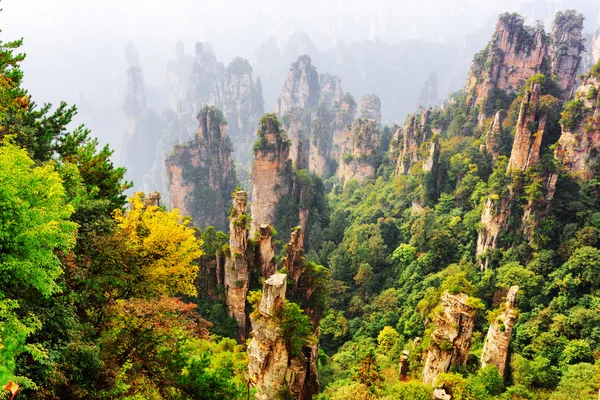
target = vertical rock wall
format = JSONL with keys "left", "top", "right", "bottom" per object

{"left": 422, "top": 292, "right": 477, "bottom": 385}
{"left": 481, "top": 286, "right": 520, "bottom": 378}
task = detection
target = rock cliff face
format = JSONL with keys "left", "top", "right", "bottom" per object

{"left": 250, "top": 115, "right": 293, "bottom": 234}
{"left": 422, "top": 292, "right": 477, "bottom": 385}
{"left": 224, "top": 191, "right": 250, "bottom": 340}
{"left": 276, "top": 55, "right": 321, "bottom": 117}
{"left": 554, "top": 65, "right": 600, "bottom": 181}
{"left": 165, "top": 106, "right": 238, "bottom": 231}
{"left": 507, "top": 84, "right": 547, "bottom": 171}
{"left": 465, "top": 11, "right": 584, "bottom": 122}
{"left": 337, "top": 117, "right": 380, "bottom": 184}
{"left": 247, "top": 274, "right": 293, "bottom": 400}
{"left": 417, "top": 72, "right": 440, "bottom": 108}
{"left": 481, "top": 286, "right": 520, "bottom": 379}
{"left": 477, "top": 84, "right": 553, "bottom": 269}
{"left": 484, "top": 110, "right": 506, "bottom": 159}
{"left": 358, "top": 94, "right": 382, "bottom": 125}
{"left": 548, "top": 11, "right": 585, "bottom": 100}
{"left": 256, "top": 225, "right": 276, "bottom": 279}
{"left": 396, "top": 109, "right": 433, "bottom": 176}
{"left": 247, "top": 273, "right": 316, "bottom": 400}
{"left": 276, "top": 55, "right": 348, "bottom": 177}
{"left": 331, "top": 93, "right": 358, "bottom": 161}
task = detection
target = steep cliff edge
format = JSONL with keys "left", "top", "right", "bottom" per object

{"left": 465, "top": 11, "right": 584, "bottom": 123}
{"left": 337, "top": 95, "right": 382, "bottom": 184}
{"left": 476, "top": 83, "right": 557, "bottom": 269}
{"left": 250, "top": 114, "right": 293, "bottom": 234}
{"left": 276, "top": 55, "right": 348, "bottom": 177}
{"left": 422, "top": 292, "right": 477, "bottom": 385}
{"left": 481, "top": 286, "right": 520, "bottom": 378}
{"left": 224, "top": 190, "right": 251, "bottom": 340}
{"left": 554, "top": 63, "right": 600, "bottom": 181}
{"left": 165, "top": 105, "right": 238, "bottom": 231}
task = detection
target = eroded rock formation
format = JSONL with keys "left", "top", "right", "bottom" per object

{"left": 549, "top": 11, "right": 586, "bottom": 100}
{"left": 465, "top": 11, "right": 584, "bottom": 123}
{"left": 256, "top": 225, "right": 276, "bottom": 279}
{"left": 247, "top": 273, "right": 314, "bottom": 400}
{"left": 337, "top": 117, "right": 380, "bottom": 184}
{"left": 331, "top": 93, "right": 358, "bottom": 160}
{"left": 250, "top": 115, "right": 293, "bottom": 234}
{"left": 396, "top": 109, "right": 433, "bottom": 176}
{"left": 276, "top": 55, "right": 348, "bottom": 177}
{"left": 422, "top": 292, "right": 477, "bottom": 385}
{"left": 481, "top": 286, "right": 520, "bottom": 378}
{"left": 224, "top": 190, "right": 250, "bottom": 340}
{"left": 554, "top": 65, "right": 600, "bottom": 181}
{"left": 358, "top": 94, "right": 381, "bottom": 125}
{"left": 484, "top": 110, "right": 506, "bottom": 159}
{"left": 477, "top": 84, "right": 553, "bottom": 270}
{"left": 247, "top": 274, "right": 292, "bottom": 400}
{"left": 165, "top": 106, "right": 238, "bottom": 231}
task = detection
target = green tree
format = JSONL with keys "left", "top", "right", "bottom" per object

{"left": 0, "top": 141, "right": 77, "bottom": 385}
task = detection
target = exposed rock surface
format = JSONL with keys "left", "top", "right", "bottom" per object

{"left": 165, "top": 106, "right": 238, "bottom": 231}
{"left": 507, "top": 84, "right": 547, "bottom": 171}
{"left": 331, "top": 93, "right": 358, "bottom": 161}
{"left": 250, "top": 115, "right": 293, "bottom": 234}
{"left": 257, "top": 225, "right": 276, "bottom": 279}
{"left": 477, "top": 84, "right": 552, "bottom": 270}
{"left": 554, "top": 66, "right": 600, "bottom": 181}
{"left": 358, "top": 94, "right": 382, "bottom": 125}
{"left": 396, "top": 109, "right": 433, "bottom": 176}
{"left": 422, "top": 292, "right": 477, "bottom": 385}
{"left": 481, "top": 286, "right": 520, "bottom": 378}
{"left": 247, "top": 273, "right": 314, "bottom": 400}
{"left": 224, "top": 191, "right": 250, "bottom": 340}
{"left": 247, "top": 274, "right": 292, "bottom": 400}
{"left": 276, "top": 55, "right": 348, "bottom": 177}
{"left": 337, "top": 116, "right": 380, "bottom": 184}
{"left": 485, "top": 110, "right": 506, "bottom": 159}
{"left": 549, "top": 11, "right": 586, "bottom": 100}
{"left": 276, "top": 55, "right": 320, "bottom": 117}
{"left": 465, "top": 12, "right": 584, "bottom": 122}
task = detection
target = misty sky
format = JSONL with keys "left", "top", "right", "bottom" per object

{"left": 1, "top": 0, "right": 599, "bottom": 150}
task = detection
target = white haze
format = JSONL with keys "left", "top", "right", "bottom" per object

{"left": 1, "top": 0, "right": 599, "bottom": 153}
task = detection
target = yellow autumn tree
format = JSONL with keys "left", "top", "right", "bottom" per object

{"left": 113, "top": 192, "right": 203, "bottom": 297}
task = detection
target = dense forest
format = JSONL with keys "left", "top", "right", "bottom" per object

{"left": 3, "top": 8, "right": 600, "bottom": 400}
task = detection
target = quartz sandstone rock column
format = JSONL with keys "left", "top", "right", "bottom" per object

{"left": 481, "top": 286, "right": 520, "bottom": 378}
{"left": 422, "top": 292, "right": 477, "bottom": 385}
{"left": 224, "top": 190, "right": 250, "bottom": 340}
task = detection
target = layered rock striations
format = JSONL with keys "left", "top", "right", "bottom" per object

{"left": 337, "top": 116, "right": 380, "bottom": 184}
{"left": 165, "top": 106, "right": 238, "bottom": 231}
{"left": 481, "top": 286, "right": 520, "bottom": 378}
{"left": 250, "top": 114, "right": 293, "bottom": 234}
{"left": 224, "top": 191, "right": 250, "bottom": 340}
{"left": 554, "top": 63, "right": 600, "bottom": 181}
{"left": 477, "top": 83, "right": 555, "bottom": 269}
{"left": 484, "top": 110, "right": 507, "bottom": 159}
{"left": 247, "top": 274, "right": 293, "bottom": 400}
{"left": 465, "top": 11, "right": 584, "bottom": 123}
{"left": 548, "top": 11, "right": 586, "bottom": 100}
{"left": 276, "top": 55, "right": 349, "bottom": 177}
{"left": 247, "top": 269, "right": 322, "bottom": 400}
{"left": 422, "top": 292, "right": 477, "bottom": 385}
{"left": 331, "top": 93, "right": 358, "bottom": 161}
{"left": 396, "top": 109, "right": 434, "bottom": 176}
